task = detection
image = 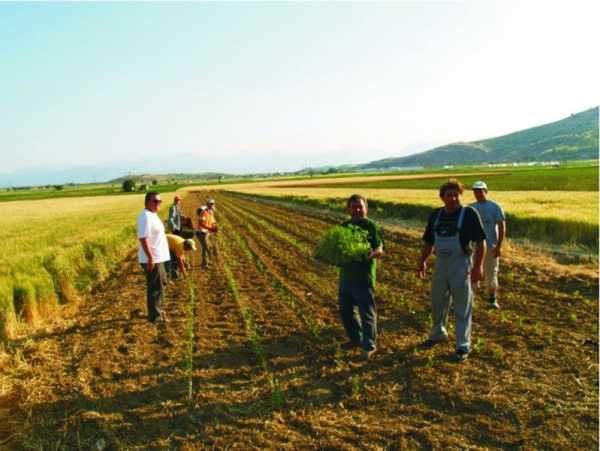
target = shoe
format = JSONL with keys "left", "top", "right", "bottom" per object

{"left": 455, "top": 348, "right": 470, "bottom": 361}
{"left": 152, "top": 316, "right": 168, "bottom": 324}
{"left": 360, "top": 348, "right": 377, "bottom": 361}
{"left": 489, "top": 297, "right": 500, "bottom": 309}
{"left": 420, "top": 337, "right": 447, "bottom": 349}
{"left": 340, "top": 340, "right": 361, "bottom": 350}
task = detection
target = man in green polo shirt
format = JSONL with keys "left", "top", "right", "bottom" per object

{"left": 338, "top": 194, "right": 384, "bottom": 361}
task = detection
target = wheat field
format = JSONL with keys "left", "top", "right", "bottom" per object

{"left": 0, "top": 193, "right": 175, "bottom": 338}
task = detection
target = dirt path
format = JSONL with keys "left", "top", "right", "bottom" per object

{"left": 2, "top": 191, "right": 597, "bottom": 449}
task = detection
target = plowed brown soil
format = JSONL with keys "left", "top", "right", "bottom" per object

{"left": 1, "top": 191, "right": 597, "bottom": 450}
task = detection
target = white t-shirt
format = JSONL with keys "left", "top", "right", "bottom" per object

{"left": 137, "top": 209, "right": 170, "bottom": 264}
{"left": 469, "top": 200, "right": 505, "bottom": 246}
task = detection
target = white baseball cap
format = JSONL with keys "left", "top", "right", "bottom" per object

{"left": 472, "top": 181, "right": 488, "bottom": 190}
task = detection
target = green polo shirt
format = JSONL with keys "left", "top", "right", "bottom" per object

{"left": 339, "top": 218, "right": 384, "bottom": 289}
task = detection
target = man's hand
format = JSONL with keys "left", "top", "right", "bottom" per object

{"left": 146, "top": 257, "right": 155, "bottom": 272}
{"left": 470, "top": 265, "right": 483, "bottom": 284}
{"left": 366, "top": 246, "right": 383, "bottom": 261}
{"left": 418, "top": 244, "right": 433, "bottom": 280}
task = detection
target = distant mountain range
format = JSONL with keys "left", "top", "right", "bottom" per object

{"left": 1, "top": 107, "right": 597, "bottom": 188}
{"left": 354, "top": 107, "right": 598, "bottom": 170}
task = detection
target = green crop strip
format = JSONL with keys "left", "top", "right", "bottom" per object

{"left": 216, "top": 200, "right": 322, "bottom": 338}
{"left": 184, "top": 278, "right": 197, "bottom": 407}
{"left": 218, "top": 230, "right": 285, "bottom": 409}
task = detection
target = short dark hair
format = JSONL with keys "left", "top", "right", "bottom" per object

{"left": 347, "top": 193, "right": 368, "bottom": 208}
{"left": 439, "top": 179, "right": 464, "bottom": 197}
{"left": 145, "top": 191, "right": 160, "bottom": 203}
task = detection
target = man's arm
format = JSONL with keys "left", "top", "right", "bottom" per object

{"left": 177, "top": 255, "right": 187, "bottom": 277}
{"left": 494, "top": 220, "right": 506, "bottom": 258}
{"left": 418, "top": 243, "right": 434, "bottom": 279}
{"left": 168, "top": 205, "right": 174, "bottom": 229}
{"left": 471, "top": 240, "right": 486, "bottom": 283}
{"left": 139, "top": 237, "right": 154, "bottom": 271}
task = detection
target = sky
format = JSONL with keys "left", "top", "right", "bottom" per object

{"left": 0, "top": 1, "right": 598, "bottom": 181}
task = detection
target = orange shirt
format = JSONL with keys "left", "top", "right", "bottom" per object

{"left": 197, "top": 209, "right": 216, "bottom": 233}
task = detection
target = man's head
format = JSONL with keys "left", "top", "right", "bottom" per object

{"left": 183, "top": 238, "right": 197, "bottom": 252}
{"left": 472, "top": 181, "right": 488, "bottom": 202}
{"left": 439, "top": 179, "right": 463, "bottom": 213}
{"left": 347, "top": 194, "right": 368, "bottom": 220}
{"left": 174, "top": 195, "right": 181, "bottom": 204}
{"left": 145, "top": 191, "right": 162, "bottom": 213}
{"left": 207, "top": 198, "right": 215, "bottom": 209}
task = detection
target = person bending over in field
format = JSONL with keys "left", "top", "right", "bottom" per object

{"left": 418, "top": 179, "right": 486, "bottom": 362}
{"left": 469, "top": 181, "right": 506, "bottom": 309}
{"left": 338, "top": 194, "right": 384, "bottom": 361}
{"left": 166, "top": 234, "right": 197, "bottom": 280}
{"left": 168, "top": 195, "right": 183, "bottom": 236}
{"left": 137, "top": 191, "right": 170, "bottom": 324}
{"left": 195, "top": 199, "right": 218, "bottom": 267}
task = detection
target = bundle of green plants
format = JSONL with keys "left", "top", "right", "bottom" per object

{"left": 314, "top": 224, "right": 370, "bottom": 266}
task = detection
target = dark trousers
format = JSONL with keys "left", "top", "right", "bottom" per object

{"left": 141, "top": 262, "right": 167, "bottom": 321}
{"left": 166, "top": 252, "right": 179, "bottom": 279}
{"left": 339, "top": 284, "right": 377, "bottom": 352}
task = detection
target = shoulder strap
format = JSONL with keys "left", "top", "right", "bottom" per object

{"left": 457, "top": 207, "right": 466, "bottom": 230}
{"left": 433, "top": 208, "right": 443, "bottom": 228}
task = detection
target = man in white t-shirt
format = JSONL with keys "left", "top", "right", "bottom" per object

{"left": 470, "top": 181, "right": 506, "bottom": 309}
{"left": 137, "top": 191, "right": 171, "bottom": 323}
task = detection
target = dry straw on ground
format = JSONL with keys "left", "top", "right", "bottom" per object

{"left": 2, "top": 191, "right": 596, "bottom": 449}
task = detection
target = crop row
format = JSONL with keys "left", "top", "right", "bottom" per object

{"left": 216, "top": 201, "right": 322, "bottom": 337}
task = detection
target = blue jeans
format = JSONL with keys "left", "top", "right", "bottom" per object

{"left": 339, "top": 284, "right": 377, "bottom": 351}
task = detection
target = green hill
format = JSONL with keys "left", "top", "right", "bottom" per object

{"left": 361, "top": 107, "right": 599, "bottom": 169}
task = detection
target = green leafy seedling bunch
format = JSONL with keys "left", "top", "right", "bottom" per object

{"left": 314, "top": 224, "right": 371, "bottom": 266}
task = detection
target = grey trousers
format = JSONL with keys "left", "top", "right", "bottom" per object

{"left": 141, "top": 262, "right": 167, "bottom": 321}
{"left": 339, "top": 284, "right": 377, "bottom": 352}
{"left": 196, "top": 231, "right": 211, "bottom": 265}
{"left": 429, "top": 257, "right": 473, "bottom": 351}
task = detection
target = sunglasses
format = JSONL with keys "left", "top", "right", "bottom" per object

{"left": 151, "top": 199, "right": 162, "bottom": 204}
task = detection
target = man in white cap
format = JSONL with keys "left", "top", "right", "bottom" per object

{"left": 166, "top": 233, "right": 197, "bottom": 279}
{"left": 470, "top": 181, "right": 506, "bottom": 309}
{"left": 168, "top": 195, "right": 183, "bottom": 236}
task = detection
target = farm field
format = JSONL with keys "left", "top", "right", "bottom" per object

{"left": 226, "top": 185, "right": 599, "bottom": 226}
{"left": 2, "top": 191, "right": 597, "bottom": 449}
{"left": 223, "top": 184, "right": 598, "bottom": 251}
{"left": 281, "top": 165, "right": 599, "bottom": 191}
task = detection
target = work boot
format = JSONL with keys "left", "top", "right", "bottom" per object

{"left": 340, "top": 340, "right": 361, "bottom": 350}
{"left": 455, "top": 347, "right": 470, "bottom": 362}
{"left": 360, "top": 348, "right": 377, "bottom": 361}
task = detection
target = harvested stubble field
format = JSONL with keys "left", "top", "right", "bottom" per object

{"left": 1, "top": 191, "right": 598, "bottom": 449}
